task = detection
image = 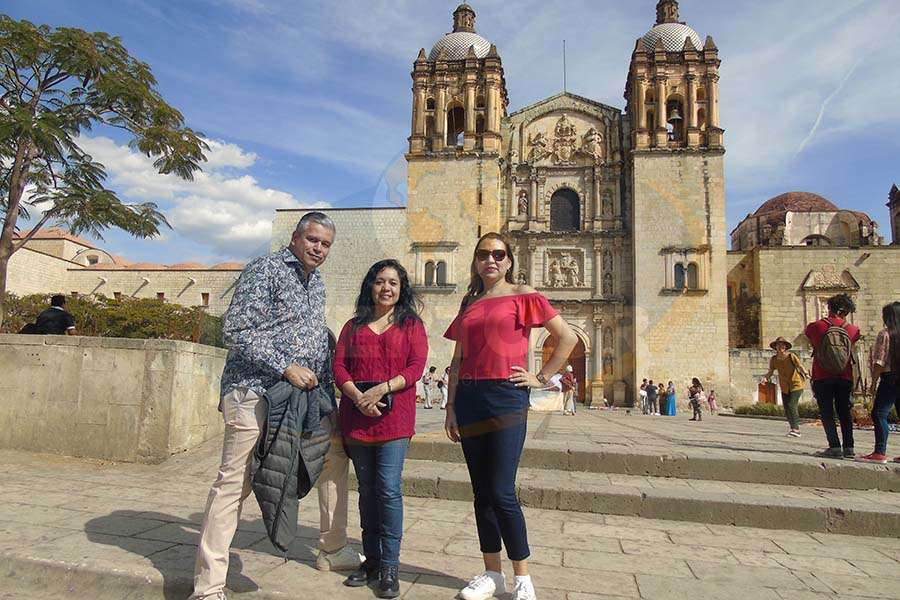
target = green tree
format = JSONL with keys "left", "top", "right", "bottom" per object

{"left": 0, "top": 16, "right": 208, "bottom": 326}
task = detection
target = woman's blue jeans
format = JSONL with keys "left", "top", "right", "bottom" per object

{"left": 346, "top": 438, "right": 409, "bottom": 567}
{"left": 871, "top": 373, "right": 899, "bottom": 455}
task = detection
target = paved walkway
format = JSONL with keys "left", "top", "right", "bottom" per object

{"left": 3, "top": 434, "right": 900, "bottom": 599}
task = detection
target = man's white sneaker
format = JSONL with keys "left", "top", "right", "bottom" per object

{"left": 512, "top": 575, "right": 537, "bottom": 600}
{"left": 458, "top": 571, "right": 506, "bottom": 600}
{"left": 315, "top": 544, "right": 361, "bottom": 571}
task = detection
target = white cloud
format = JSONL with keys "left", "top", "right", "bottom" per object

{"left": 76, "top": 135, "right": 323, "bottom": 257}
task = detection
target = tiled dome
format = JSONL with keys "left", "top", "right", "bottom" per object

{"left": 429, "top": 31, "right": 492, "bottom": 60}
{"left": 642, "top": 22, "right": 702, "bottom": 52}
{"left": 754, "top": 192, "right": 838, "bottom": 216}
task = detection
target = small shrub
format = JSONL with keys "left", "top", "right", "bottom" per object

{"left": 735, "top": 403, "right": 784, "bottom": 417}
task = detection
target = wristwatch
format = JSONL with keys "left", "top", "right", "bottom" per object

{"left": 536, "top": 372, "right": 547, "bottom": 384}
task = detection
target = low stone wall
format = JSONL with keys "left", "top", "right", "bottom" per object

{"left": 728, "top": 347, "right": 813, "bottom": 406}
{"left": 0, "top": 334, "right": 226, "bottom": 463}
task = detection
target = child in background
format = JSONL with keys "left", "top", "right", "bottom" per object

{"left": 707, "top": 390, "right": 719, "bottom": 415}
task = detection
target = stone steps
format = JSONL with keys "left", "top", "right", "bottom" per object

{"left": 407, "top": 436, "right": 900, "bottom": 492}
{"left": 379, "top": 459, "right": 900, "bottom": 538}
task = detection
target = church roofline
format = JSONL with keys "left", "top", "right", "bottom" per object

{"left": 275, "top": 206, "right": 406, "bottom": 212}
{"left": 507, "top": 91, "right": 621, "bottom": 119}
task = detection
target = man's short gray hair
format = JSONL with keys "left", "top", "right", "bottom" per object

{"left": 295, "top": 211, "right": 336, "bottom": 236}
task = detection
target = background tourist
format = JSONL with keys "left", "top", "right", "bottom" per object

{"left": 28, "top": 294, "right": 76, "bottom": 335}
{"left": 764, "top": 336, "right": 807, "bottom": 437}
{"left": 664, "top": 381, "right": 676, "bottom": 416}
{"left": 639, "top": 379, "right": 648, "bottom": 413}
{"left": 707, "top": 389, "right": 719, "bottom": 415}
{"left": 444, "top": 232, "right": 577, "bottom": 600}
{"left": 689, "top": 378, "right": 704, "bottom": 421}
{"left": 646, "top": 379, "right": 659, "bottom": 415}
{"left": 440, "top": 366, "right": 450, "bottom": 409}
{"left": 858, "top": 302, "right": 900, "bottom": 464}
{"left": 191, "top": 212, "right": 360, "bottom": 600}
{"left": 804, "top": 293, "right": 860, "bottom": 459}
{"left": 562, "top": 365, "right": 577, "bottom": 415}
{"left": 334, "top": 259, "right": 427, "bottom": 597}
{"left": 422, "top": 366, "right": 437, "bottom": 409}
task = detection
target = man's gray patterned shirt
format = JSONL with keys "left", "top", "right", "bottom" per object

{"left": 220, "top": 247, "right": 329, "bottom": 398}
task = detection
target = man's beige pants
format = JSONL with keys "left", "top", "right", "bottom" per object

{"left": 192, "top": 388, "right": 349, "bottom": 599}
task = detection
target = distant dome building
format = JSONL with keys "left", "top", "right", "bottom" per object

{"left": 731, "top": 191, "right": 881, "bottom": 250}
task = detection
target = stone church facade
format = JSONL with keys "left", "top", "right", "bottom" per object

{"left": 273, "top": 0, "right": 731, "bottom": 405}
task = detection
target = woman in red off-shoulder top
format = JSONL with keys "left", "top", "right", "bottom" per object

{"left": 333, "top": 259, "right": 427, "bottom": 597}
{"left": 443, "top": 233, "right": 577, "bottom": 600}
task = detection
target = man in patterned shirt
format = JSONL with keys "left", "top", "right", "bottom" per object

{"left": 192, "top": 212, "right": 359, "bottom": 600}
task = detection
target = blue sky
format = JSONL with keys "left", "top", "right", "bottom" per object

{"left": 7, "top": 0, "right": 900, "bottom": 263}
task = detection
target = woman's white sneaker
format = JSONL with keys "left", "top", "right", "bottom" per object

{"left": 458, "top": 571, "right": 506, "bottom": 600}
{"left": 512, "top": 575, "right": 537, "bottom": 600}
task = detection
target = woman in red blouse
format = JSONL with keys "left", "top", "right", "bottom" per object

{"left": 444, "top": 233, "right": 577, "bottom": 600}
{"left": 333, "top": 259, "right": 427, "bottom": 598}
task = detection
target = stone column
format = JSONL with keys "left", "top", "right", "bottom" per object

{"left": 708, "top": 74, "right": 720, "bottom": 127}
{"left": 593, "top": 170, "right": 601, "bottom": 221}
{"left": 486, "top": 84, "right": 497, "bottom": 133}
{"left": 686, "top": 75, "right": 697, "bottom": 129}
{"left": 590, "top": 315, "right": 604, "bottom": 405}
{"left": 508, "top": 175, "right": 518, "bottom": 222}
{"left": 585, "top": 173, "right": 594, "bottom": 224}
{"left": 435, "top": 86, "right": 447, "bottom": 150}
{"left": 654, "top": 77, "right": 668, "bottom": 147}
{"left": 593, "top": 245, "right": 603, "bottom": 296}
{"left": 464, "top": 84, "right": 476, "bottom": 151}
{"left": 529, "top": 173, "right": 539, "bottom": 222}
{"left": 636, "top": 77, "right": 647, "bottom": 129}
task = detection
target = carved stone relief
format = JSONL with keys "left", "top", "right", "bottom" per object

{"left": 517, "top": 189, "right": 529, "bottom": 215}
{"left": 603, "top": 272, "right": 613, "bottom": 295}
{"left": 602, "top": 326, "right": 613, "bottom": 349}
{"left": 526, "top": 114, "right": 608, "bottom": 166}
{"left": 602, "top": 189, "right": 614, "bottom": 216}
{"left": 544, "top": 249, "right": 585, "bottom": 288}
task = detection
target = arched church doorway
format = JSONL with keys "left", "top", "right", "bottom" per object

{"left": 542, "top": 334, "right": 586, "bottom": 402}
{"left": 550, "top": 188, "right": 580, "bottom": 231}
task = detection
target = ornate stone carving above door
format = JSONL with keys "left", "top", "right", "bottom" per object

{"left": 544, "top": 249, "right": 585, "bottom": 288}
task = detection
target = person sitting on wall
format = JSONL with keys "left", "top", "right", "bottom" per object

{"left": 25, "top": 294, "right": 77, "bottom": 335}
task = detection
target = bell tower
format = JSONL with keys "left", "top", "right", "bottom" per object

{"left": 404, "top": 4, "right": 507, "bottom": 332}
{"left": 626, "top": 0, "right": 731, "bottom": 401}
{"left": 407, "top": 4, "right": 507, "bottom": 156}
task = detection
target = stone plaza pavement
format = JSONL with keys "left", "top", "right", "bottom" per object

{"left": 2, "top": 409, "right": 900, "bottom": 599}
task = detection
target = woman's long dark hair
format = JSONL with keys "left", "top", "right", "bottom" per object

{"left": 460, "top": 232, "right": 516, "bottom": 311}
{"left": 691, "top": 377, "right": 704, "bottom": 391}
{"left": 352, "top": 259, "right": 422, "bottom": 330}
{"left": 882, "top": 302, "right": 900, "bottom": 375}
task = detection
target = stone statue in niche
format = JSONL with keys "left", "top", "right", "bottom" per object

{"left": 516, "top": 270, "right": 528, "bottom": 285}
{"left": 603, "top": 326, "right": 613, "bottom": 349}
{"left": 581, "top": 127, "right": 604, "bottom": 164}
{"left": 603, "top": 354, "right": 614, "bottom": 376}
{"left": 527, "top": 131, "right": 550, "bottom": 162}
{"left": 602, "top": 190, "right": 614, "bottom": 217}
{"left": 517, "top": 190, "right": 528, "bottom": 215}
{"left": 603, "top": 272, "right": 613, "bottom": 295}
{"left": 548, "top": 260, "right": 566, "bottom": 288}
{"left": 603, "top": 250, "right": 613, "bottom": 273}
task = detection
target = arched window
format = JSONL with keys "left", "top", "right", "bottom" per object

{"left": 447, "top": 106, "right": 465, "bottom": 147}
{"left": 475, "top": 115, "right": 485, "bottom": 150}
{"left": 424, "top": 261, "right": 435, "bottom": 286}
{"left": 476, "top": 95, "right": 485, "bottom": 109}
{"left": 426, "top": 98, "right": 435, "bottom": 111}
{"left": 674, "top": 263, "right": 686, "bottom": 290}
{"left": 697, "top": 108, "right": 707, "bottom": 131}
{"left": 666, "top": 97, "right": 685, "bottom": 143}
{"left": 436, "top": 261, "right": 447, "bottom": 285}
{"left": 801, "top": 234, "right": 832, "bottom": 247}
{"left": 687, "top": 262, "right": 699, "bottom": 289}
{"left": 549, "top": 188, "right": 580, "bottom": 232}
{"left": 646, "top": 110, "right": 655, "bottom": 129}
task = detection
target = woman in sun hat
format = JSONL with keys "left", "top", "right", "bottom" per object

{"left": 764, "top": 336, "right": 808, "bottom": 437}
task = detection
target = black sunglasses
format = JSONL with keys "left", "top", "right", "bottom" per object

{"left": 475, "top": 249, "right": 508, "bottom": 262}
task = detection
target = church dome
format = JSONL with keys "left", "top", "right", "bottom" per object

{"left": 429, "top": 31, "right": 492, "bottom": 60}
{"left": 754, "top": 192, "right": 839, "bottom": 216}
{"left": 428, "top": 3, "right": 493, "bottom": 61}
{"left": 642, "top": 22, "right": 702, "bottom": 52}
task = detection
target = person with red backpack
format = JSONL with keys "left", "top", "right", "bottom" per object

{"left": 804, "top": 294, "right": 861, "bottom": 459}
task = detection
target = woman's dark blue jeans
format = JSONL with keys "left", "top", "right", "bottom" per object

{"left": 871, "top": 373, "right": 899, "bottom": 455}
{"left": 346, "top": 437, "right": 409, "bottom": 567}
{"left": 455, "top": 379, "right": 530, "bottom": 562}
